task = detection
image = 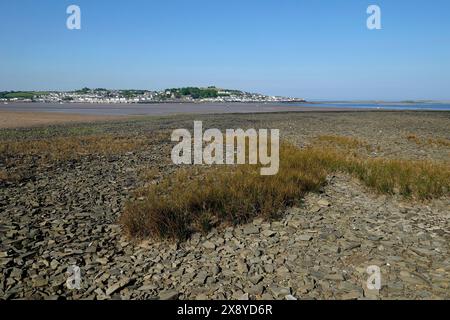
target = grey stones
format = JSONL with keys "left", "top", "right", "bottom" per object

{"left": 276, "top": 266, "right": 290, "bottom": 277}
{"left": 261, "top": 230, "right": 276, "bottom": 237}
{"left": 341, "top": 291, "right": 361, "bottom": 300}
{"left": 363, "top": 287, "right": 380, "bottom": 300}
{"left": 96, "top": 257, "right": 109, "bottom": 265}
{"left": 367, "top": 234, "right": 383, "bottom": 241}
{"left": 237, "top": 261, "right": 249, "bottom": 274}
{"left": 238, "top": 293, "right": 249, "bottom": 300}
{"left": 264, "top": 264, "right": 274, "bottom": 273}
{"left": 324, "top": 273, "right": 345, "bottom": 281}
{"left": 210, "top": 264, "right": 221, "bottom": 276}
{"left": 50, "top": 259, "right": 59, "bottom": 270}
{"left": 105, "top": 277, "right": 132, "bottom": 296}
{"left": 268, "top": 285, "right": 291, "bottom": 298}
{"left": 399, "top": 271, "right": 426, "bottom": 285}
{"left": 243, "top": 225, "right": 260, "bottom": 235}
{"left": 247, "top": 284, "right": 264, "bottom": 296}
{"left": 202, "top": 241, "right": 216, "bottom": 250}
{"left": 10, "top": 267, "right": 23, "bottom": 279}
{"left": 32, "top": 276, "right": 48, "bottom": 288}
{"left": 159, "top": 289, "right": 179, "bottom": 300}
{"left": 410, "top": 247, "right": 435, "bottom": 257}
{"left": 249, "top": 274, "right": 263, "bottom": 285}
{"left": 297, "top": 234, "right": 313, "bottom": 241}
{"left": 138, "top": 284, "right": 158, "bottom": 291}
{"left": 194, "top": 271, "right": 208, "bottom": 285}
{"left": 342, "top": 242, "right": 361, "bottom": 251}
{"left": 317, "top": 199, "right": 330, "bottom": 207}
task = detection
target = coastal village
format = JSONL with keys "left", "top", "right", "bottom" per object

{"left": 0, "top": 87, "right": 305, "bottom": 104}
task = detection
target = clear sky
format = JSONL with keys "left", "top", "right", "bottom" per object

{"left": 1, "top": 0, "right": 449, "bottom": 100}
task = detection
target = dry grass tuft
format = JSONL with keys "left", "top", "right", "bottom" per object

{"left": 406, "top": 134, "right": 450, "bottom": 148}
{"left": 0, "top": 169, "right": 20, "bottom": 183}
{"left": 139, "top": 167, "right": 161, "bottom": 181}
{"left": 301, "top": 147, "right": 450, "bottom": 199}
{"left": 0, "top": 169, "right": 8, "bottom": 182}
{"left": 120, "top": 144, "right": 327, "bottom": 240}
{"left": 121, "top": 143, "right": 450, "bottom": 241}
{"left": 427, "top": 138, "right": 450, "bottom": 148}
{"left": 406, "top": 134, "right": 421, "bottom": 145}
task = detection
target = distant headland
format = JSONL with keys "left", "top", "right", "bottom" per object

{"left": 0, "top": 87, "right": 306, "bottom": 104}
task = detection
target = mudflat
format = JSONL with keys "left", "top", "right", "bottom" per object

{"left": 0, "top": 111, "right": 449, "bottom": 300}
{"left": 0, "top": 103, "right": 359, "bottom": 129}
{"left": 0, "top": 102, "right": 358, "bottom": 123}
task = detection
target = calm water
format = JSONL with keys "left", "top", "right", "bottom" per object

{"left": 0, "top": 102, "right": 449, "bottom": 116}
{"left": 305, "top": 102, "right": 450, "bottom": 111}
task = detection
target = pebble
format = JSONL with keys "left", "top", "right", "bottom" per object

{"left": 159, "top": 290, "right": 179, "bottom": 300}
{"left": 202, "top": 241, "right": 216, "bottom": 250}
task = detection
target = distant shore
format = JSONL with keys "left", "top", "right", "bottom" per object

{"left": 0, "top": 103, "right": 355, "bottom": 129}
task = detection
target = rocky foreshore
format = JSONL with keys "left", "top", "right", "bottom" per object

{"left": 1, "top": 111, "right": 449, "bottom": 300}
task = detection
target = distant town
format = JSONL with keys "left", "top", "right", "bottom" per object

{"left": 0, "top": 87, "right": 305, "bottom": 104}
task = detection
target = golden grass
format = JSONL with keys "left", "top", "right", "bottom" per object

{"left": 0, "top": 169, "right": 8, "bottom": 182}
{"left": 406, "top": 134, "right": 450, "bottom": 148}
{"left": 315, "top": 135, "right": 369, "bottom": 149}
{"left": 139, "top": 167, "right": 161, "bottom": 181}
{"left": 297, "top": 147, "right": 449, "bottom": 200}
{"left": 406, "top": 134, "right": 422, "bottom": 145}
{"left": 0, "top": 169, "right": 20, "bottom": 183}
{"left": 0, "top": 135, "right": 148, "bottom": 162}
{"left": 121, "top": 142, "right": 450, "bottom": 241}
{"left": 427, "top": 138, "right": 450, "bottom": 148}
{"left": 314, "top": 135, "right": 378, "bottom": 153}
{"left": 120, "top": 144, "right": 327, "bottom": 240}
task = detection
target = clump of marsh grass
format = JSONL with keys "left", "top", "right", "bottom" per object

{"left": 121, "top": 141, "right": 449, "bottom": 241}
{"left": 0, "top": 169, "right": 21, "bottom": 183}
{"left": 0, "top": 169, "right": 9, "bottom": 182}
{"left": 302, "top": 147, "right": 449, "bottom": 199}
{"left": 427, "top": 138, "right": 450, "bottom": 148}
{"left": 406, "top": 134, "right": 450, "bottom": 148}
{"left": 120, "top": 144, "right": 327, "bottom": 240}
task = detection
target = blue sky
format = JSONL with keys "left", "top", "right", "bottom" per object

{"left": 1, "top": 0, "right": 449, "bottom": 100}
